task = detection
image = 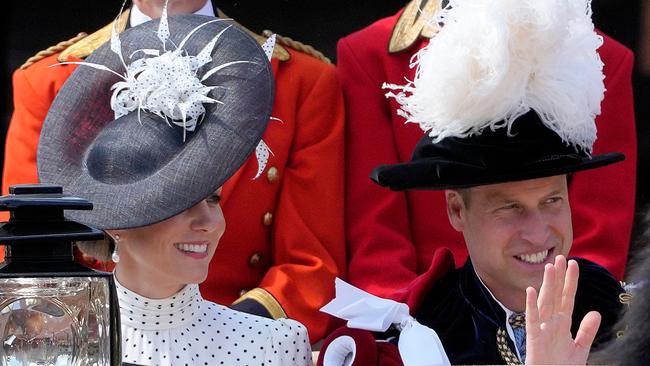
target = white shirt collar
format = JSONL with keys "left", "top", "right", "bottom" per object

{"left": 473, "top": 268, "right": 524, "bottom": 362}
{"left": 130, "top": 1, "right": 216, "bottom": 27}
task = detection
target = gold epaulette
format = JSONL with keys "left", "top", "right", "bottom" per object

{"left": 389, "top": 0, "right": 441, "bottom": 54}
{"left": 58, "top": 9, "right": 130, "bottom": 63}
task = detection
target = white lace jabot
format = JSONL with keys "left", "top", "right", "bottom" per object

{"left": 115, "top": 278, "right": 312, "bottom": 365}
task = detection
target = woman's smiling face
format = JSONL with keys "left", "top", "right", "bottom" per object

{"left": 112, "top": 189, "right": 225, "bottom": 298}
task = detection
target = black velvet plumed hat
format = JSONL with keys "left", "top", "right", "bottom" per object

{"left": 376, "top": 0, "right": 624, "bottom": 191}
{"left": 371, "top": 110, "right": 624, "bottom": 191}
{"left": 37, "top": 14, "right": 275, "bottom": 229}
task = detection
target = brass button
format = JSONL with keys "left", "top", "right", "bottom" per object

{"left": 263, "top": 212, "right": 273, "bottom": 226}
{"left": 267, "top": 167, "right": 279, "bottom": 183}
{"left": 249, "top": 253, "right": 262, "bottom": 267}
{"left": 239, "top": 289, "right": 248, "bottom": 297}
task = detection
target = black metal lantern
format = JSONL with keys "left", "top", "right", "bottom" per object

{"left": 0, "top": 184, "right": 120, "bottom": 366}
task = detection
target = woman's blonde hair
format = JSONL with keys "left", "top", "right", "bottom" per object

{"left": 75, "top": 235, "right": 115, "bottom": 262}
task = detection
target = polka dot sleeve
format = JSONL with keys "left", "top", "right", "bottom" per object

{"left": 264, "top": 319, "right": 312, "bottom": 365}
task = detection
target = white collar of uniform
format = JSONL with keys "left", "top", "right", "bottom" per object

{"left": 473, "top": 268, "right": 524, "bottom": 362}
{"left": 130, "top": 0, "right": 216, "bottom": 27}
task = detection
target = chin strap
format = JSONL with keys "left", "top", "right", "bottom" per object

{"left": 321, "top": 278, "right": 450, "bottom": 366}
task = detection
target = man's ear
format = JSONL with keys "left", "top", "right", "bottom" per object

{"left": 445, "top": 190, "right": 466, "bottom": 232}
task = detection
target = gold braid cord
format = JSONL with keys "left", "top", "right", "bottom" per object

{"left": 19, "top": 32, "right": 88, "bottom": 70}
{"left": 262, "top": 30, "right": 331, "bottom": 64}
{"left": 496, "top": 327, "right": 522, "bottom": 365}
{"left": 618, "top": 281, "right": 633, "bottom": 305}
{"left": 619, "top": 291, "right": 633, "bottom": 305}
{"left": 616, "top": 282, "right": 633, "bottom": 338}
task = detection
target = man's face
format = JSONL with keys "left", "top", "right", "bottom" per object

{"left": 445, "top": 175, "right": 572, "bottom": 311}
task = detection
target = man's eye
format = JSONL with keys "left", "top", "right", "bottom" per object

{"left": 498, "top": 203, "right": 519, "bottom": 211}
{"left": 544, "top": 197, "right": 563, "bottom": 205}
{"left": 206, "top": 194, "right": 221, "bottom": 204}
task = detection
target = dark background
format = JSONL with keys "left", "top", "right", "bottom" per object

{"left": 2, "top": 0, "right": 649, "bottom": 247}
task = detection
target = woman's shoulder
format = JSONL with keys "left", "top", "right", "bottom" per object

{"left": 267, "top": 318, "right": 310, "bottom": 344}
{"left": 261, "top": 318, "right": 312, "bottom": 365}
{"left": 206, "top": 301, "right": 308, "bottom": 338}
{"left": 205, "top": 302, "right": 312, "bottom": 364}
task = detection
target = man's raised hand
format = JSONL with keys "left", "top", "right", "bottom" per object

{"left": 525, "top": 255, "right": 602, "bottom": 365}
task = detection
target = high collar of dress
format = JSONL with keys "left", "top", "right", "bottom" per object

{"left": 130, "top": 0, "right": 216, "bottom": 27}
{"left": 115, "top": 276, "right": 202, "bottom": 330}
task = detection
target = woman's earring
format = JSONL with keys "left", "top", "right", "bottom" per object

{"left": 111, "top": 234, "right": 121, "bottom": 263}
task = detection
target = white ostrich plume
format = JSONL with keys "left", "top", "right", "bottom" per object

{"left": 383, "top": 0, "right": 604, "bottom": 153}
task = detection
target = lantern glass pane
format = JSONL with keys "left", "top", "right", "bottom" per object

{"left": 0, "top": 276, "right": 111, "bottom": 366}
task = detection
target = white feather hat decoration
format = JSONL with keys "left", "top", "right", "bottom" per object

{"left": 383, "top": 0, "right": 604, "bottom": 153}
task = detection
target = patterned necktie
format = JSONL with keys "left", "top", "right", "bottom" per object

{"left": 509, "top": 313, "right": 526, "bottom": 363}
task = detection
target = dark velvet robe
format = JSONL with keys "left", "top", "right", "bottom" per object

{"left": 318, "top": 252, "right": 624, "bottom": 366}
{"left": 414, "top": 258, "right": 624, "bottom": 364}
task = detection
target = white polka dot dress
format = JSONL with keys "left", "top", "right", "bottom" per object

{"left": 115, "top": 279, "right": 312, "bottom": 365}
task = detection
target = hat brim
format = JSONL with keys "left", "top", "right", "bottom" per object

{"left": 37, "top": 15, "right": 274, "bottom": 229}
{"left": 371, "top": 152, "right": 624, "bottom": 191}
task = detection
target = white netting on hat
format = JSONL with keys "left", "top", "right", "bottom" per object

{"left": 383, "top": 0, "right": 604, "bottom": 153}
{"left": 58, "top": 0, "right": 278, "bottom": 177}
{"left": 60, "top": 1, "right": 275, "bottom": 145}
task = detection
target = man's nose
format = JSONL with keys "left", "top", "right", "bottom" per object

{"left": 519, "top": 209, "right": 550, "bottom": 245}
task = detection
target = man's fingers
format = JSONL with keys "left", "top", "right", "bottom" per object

{"left": 537, "top": 263, "right": 556, "bottom": 321}
{"left": 560, "top": 259, "right": 579, "bottom": 315}
{"left": 574, "top": 311, "right": 601, "bottom": 351}
{"left": 525, "top": 286, "right": 540, "bottom": 338}
{"left": 553, "top": 255, "right": 567, "bottom": 311}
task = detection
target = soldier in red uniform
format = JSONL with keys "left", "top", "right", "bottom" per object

{"left": 2, "top": 0, "right": 345, "bottom": 342}
{"left": 339, "top": 0, "right": 636, "bottom": 297}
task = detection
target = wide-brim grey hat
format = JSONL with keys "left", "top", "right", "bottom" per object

{"left": 37, "top": 14, "right": 274, "bottom": 229}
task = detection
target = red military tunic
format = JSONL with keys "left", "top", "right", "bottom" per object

{"left": 2, "top": 22, "right": 345, "bottom": 343}
{"left": 204, "top": 48, "right": 346, "bottom": 343}
{"left": 340, "top": 2, "right": 636, "bottom": 297}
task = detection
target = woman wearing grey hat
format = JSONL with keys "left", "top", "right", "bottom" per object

{"left": 36, "top": 8, "right": 311, "bottom": 366}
